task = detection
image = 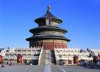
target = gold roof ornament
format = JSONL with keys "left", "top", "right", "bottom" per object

{"left": 47, "top": 5, "right": 50, "bottom": 12}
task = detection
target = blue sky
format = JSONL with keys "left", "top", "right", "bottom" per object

{"left": 0, "top": 0, "right": 100, "bottom": 49}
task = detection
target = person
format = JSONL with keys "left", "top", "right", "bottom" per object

{"left": 97, "top": 61, "right": 100, "bottom": 68}
{"left": 7, "top": 62, "right": 9, "bottom": 65}
{"left": 9, "top": 60, "right": 12, "bottom": 66}
{"left": 91, "top": 60, "right": 94, "bottom": 69}
{"left": 1, "top": 64, "right": 4, "bottom": 68}
{"left": 24, "top": 59, "right": 27, "bottom": 65}
{"left": 83, "top": 61, "right": 86, "bottom": 67}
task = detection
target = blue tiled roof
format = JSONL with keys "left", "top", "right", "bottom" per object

{"left": 40, "top": 11, "right": 57, "bottom": 18}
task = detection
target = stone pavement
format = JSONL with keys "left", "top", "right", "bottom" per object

{"left": 0, "top": 64, "right": 100, "bottom": 72}
{"left": 60, "top": 65, "right": 100, "bottom": 72}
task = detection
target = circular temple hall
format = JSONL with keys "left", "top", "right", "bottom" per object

{"left": 26, "top": 6, "right": 70, "bottom": 50}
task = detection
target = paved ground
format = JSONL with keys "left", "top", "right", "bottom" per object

{"left": 0, "top": 64, "right": 100, "bottom": 72}
{"left": 59, "top": 65, "right": 100, "bottom": 72}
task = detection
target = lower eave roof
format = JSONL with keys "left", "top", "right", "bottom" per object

{"left": 26, "top": 35, "right": 70, "bottom": 42}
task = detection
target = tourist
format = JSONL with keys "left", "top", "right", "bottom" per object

{"left": 83, "top": 61, "right": 86, "bottom": 67}
{"left": 7, "top": 62, "right": 9, "bottom": 65}
{"left": 97, "top": 61, "right": 100, "bottom": 68}
{"left": 1, "top": 64, "right": 4, "bottom": 68}
{"left": 9, "top": 60, "right": 12, "bottom": 66}
{"left": 24, "top": 59, "right": 27, "bottom": 65}
{"left": 91, "top": 60, "right": 94, "bottom": 69}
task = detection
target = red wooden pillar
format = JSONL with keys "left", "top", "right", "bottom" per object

{"left": 73, "top": 55, "right": 78, "bottom": 64}
{"left": 41, "top": 42, "right": 43, "bottom": 47}
{"left": 50, "top": 42, "right": 51, "bottom": 50}
{"left": 46, "top": 42, "right": 48, "bottom": 50}
{"left": 0, "top": 55, "right": 3, "bottom": 64}
{"left": 53, "top": 40, "right": 55, "bottom": 48}
{"left": 46, "top": 42, "right": 47, "bottom": 50}
{"left": 17, "top": 54, "right": 22, "bottom": 64}
{"left": 43, "top": 42, "right": 45, "bottom": 50}
{"left": 45, "top": 42, "right": 47, "bottom": 50}
{"left": 51, "top": 42, "right": 53, "bottom": 50}
{"left": 62, "top": 43, "right": 64, "bottom": 48}
{"left": 43, "top": 42, "right": 45, "bottom": 49}
{"left": 55, "top": 42, "right": 56, "bottom": 48}
{"left": 50, "top": 42, "right": 52, "bottom": 50}
{"left": 49, "top": 42, "right": 50, "bottom": 50}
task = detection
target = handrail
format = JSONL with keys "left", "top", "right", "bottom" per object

{"left": 38, "top": 47, "right": 43, "bottom": 65}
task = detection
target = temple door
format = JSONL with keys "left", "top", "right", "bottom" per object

{"left": 0, "top": 55, "right": 3, "bottom": 64}
{"left": 17, "top": 54, "right": 22, "bottom": 64}
{"left": 73, "top": 55, "right": 78, "bottom": 64}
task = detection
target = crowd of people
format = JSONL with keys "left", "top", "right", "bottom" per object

{"left": 83, "top": 60, "right": 100, "bottom": 69}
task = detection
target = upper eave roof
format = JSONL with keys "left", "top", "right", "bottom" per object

{"left": 35, "top": 6, "right": 62, "bottom": 24}
{"left": 30, "top": 26, "right": 67, "bottom": 33}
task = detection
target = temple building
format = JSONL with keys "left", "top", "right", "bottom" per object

{"left": 0, "top": 6, "right": 100, "bottom": 65}
{"left": 26, "top": 6, "right": 70, "bottom": 50}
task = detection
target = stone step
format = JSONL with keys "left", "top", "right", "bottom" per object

{"left": 38, "top": 50, "right": 53, "bottom": 65}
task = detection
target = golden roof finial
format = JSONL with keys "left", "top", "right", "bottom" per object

{"left": 47, "top": 5, "right": 50, "bottom": 12}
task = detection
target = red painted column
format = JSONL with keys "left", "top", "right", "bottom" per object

{"left": 46, "top": 42, "right": 47, "bottom": 50}
{"left": 55, "top": 42, "right": 56, "bottom": 48}
{"left": 53, "top": 40, "right": 55, "bottom": 49}
{"left": 49, "top": 42, "right": 50, "bottom": 50}
{"left": 61, "top": 42, "right": 63, "bottom": 48}
{"left": 45, "top": 42, "right": 47, "bottom": 50}
{"left": 41, "top": 42, "right": 43, "bottom": 47}
{"left": 43, "top": 42, "right": 45, "bottom": 50}
{"left": 52, "top": 42, "right": 53, "bottom": 50}
{"left": 0, "top": 55, "right": 3, "bottom": 64}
